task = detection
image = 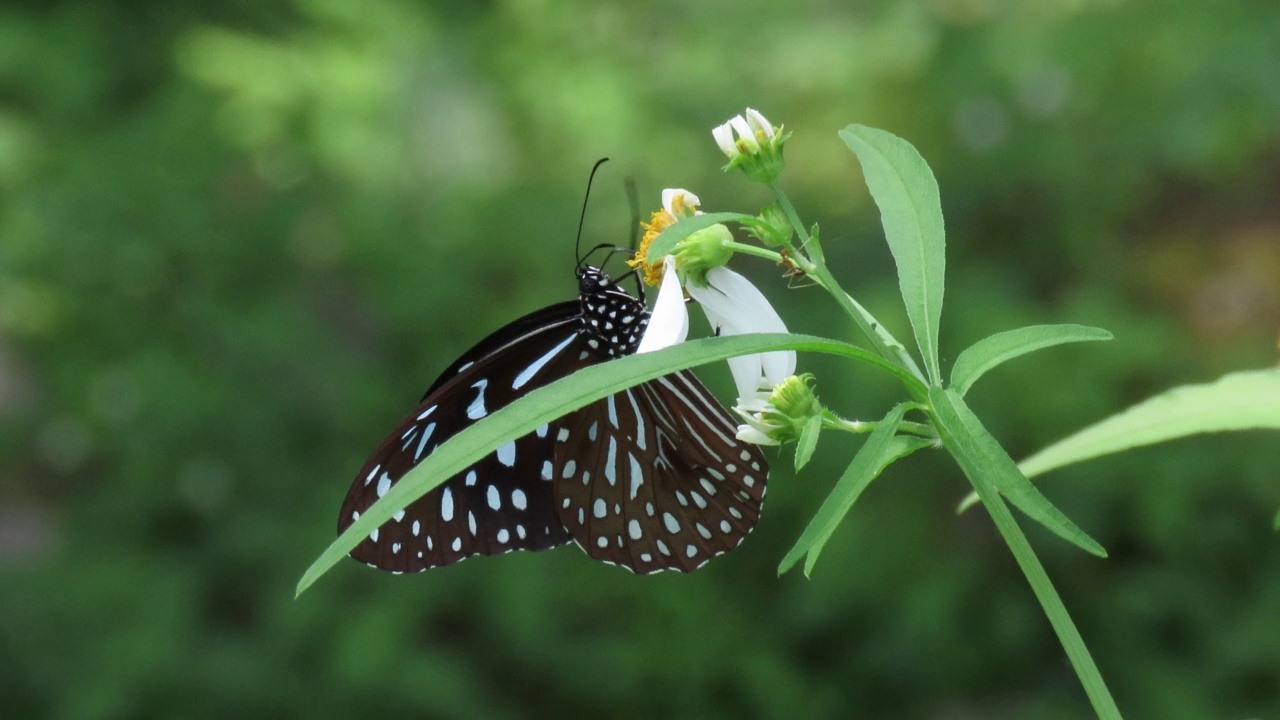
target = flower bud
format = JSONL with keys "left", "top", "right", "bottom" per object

{"left": 734, "top": 374, "right": 821, "bottom": 446}
{"left": 747, "top": 202, "right": 793, "bottom": 248}
{"left": 712, "top": 107, "right": 789, "bottom": 184}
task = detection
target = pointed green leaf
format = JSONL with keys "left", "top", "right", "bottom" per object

{"left": 840, "top": 125, "right": 946, "bottom": 385}
{"left": 297, "top": 332, "right": 927, "bottom": 597}
{"left": 951, "top": 324, "right": 1113, "bottom": 396}
{"left": 957, "top": 367, "right": 1280, "bottom": 513}
{"left": 793, "top": 412, "right": 823, "bottom": 472}
{"left": 778, "top": 404, "right": 931, "bottom": 577}
{"left": 1020, "top": 367, "right": 1280, "bottom": 477}
{"left": 643, "top": 211, "right": 756, "bottom": 264}
{"left": 929, "top": 387, "right": 1106, "bottom": 558}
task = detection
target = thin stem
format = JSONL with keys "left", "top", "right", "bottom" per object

{"left": 766, "top": 183, "right": 928, "bottom": 391}
{"left": 961, "top": 455, "right": 1124, "bottom": 719}
{"left": 724, "top": 241, "right": 784, "bottom": 264}
{"left": 824, "top": 414, "right": 935, "bottom": 439}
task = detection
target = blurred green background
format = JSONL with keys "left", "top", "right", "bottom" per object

{"left": 2, "top": 1, "right": 1278, "bottom": 718}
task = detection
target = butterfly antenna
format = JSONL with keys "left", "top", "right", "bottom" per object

{"left": 576, "top": 157, "right": 610, "bottom": 267}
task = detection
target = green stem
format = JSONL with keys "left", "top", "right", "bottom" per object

{"left": 960, "top": 455, "right": 1124, "bottom": 719}
{"left": 724, "top": 241, "right": 785, "bottom": 264}
{"left": 762, "top": 181, "right": 926, "bottom": 389}
{"left": 824, "top": 413, "right": 935, "bottom": 439}
{"left": 766, "top": 182, "right": 928, "bottom": 391}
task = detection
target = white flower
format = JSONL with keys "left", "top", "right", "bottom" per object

{"left": 637, "top": 263, "right": 795, "bottom": 400}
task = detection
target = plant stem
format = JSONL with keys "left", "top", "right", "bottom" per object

{"left": 767, "top": 181, "right": 928, "bottom": 391}
{"left": 824, "top": 414, "right": 936, "bottom": 439}
{"left": 724, "top": 241, "right": 784, "bottom": 264}
{"left": 960, "top": 456, "right": 1124, "bottom": 719}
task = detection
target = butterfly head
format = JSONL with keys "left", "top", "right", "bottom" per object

{"left": 577, "top": 265, "right": 650, "bottom": 358}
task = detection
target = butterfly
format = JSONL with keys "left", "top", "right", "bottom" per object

{"left": 338, "top": 261, "right": 769, "bottom": 574}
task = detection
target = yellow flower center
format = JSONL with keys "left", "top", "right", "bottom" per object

{"left": 628, "top": 209, "right": 674, "bottom": 286}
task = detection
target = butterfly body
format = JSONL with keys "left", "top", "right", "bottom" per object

{"left": 339, "top": 266, "right": 766, "bottom": 574}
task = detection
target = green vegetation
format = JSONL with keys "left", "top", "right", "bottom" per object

{"left": 3, "top": 2, "right": 1278, "bottom": 718}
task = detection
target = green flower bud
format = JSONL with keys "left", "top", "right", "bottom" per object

{"left": 672, "top": 223, "right": 734, "bottom": 284}
{"left": 747, "top": 203, "right": 793, "bottom": 248}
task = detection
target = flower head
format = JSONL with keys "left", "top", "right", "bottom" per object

{"left": 634, "top": 190, "right": 797, "bottom": 417}
{"left": 734, "top": 374, "right": 820, "bottom": 446}
{"left": 712, "top": 108, "right": 789, "bottom": 184}
{"left": 630, "top": 188, "right": 701, "bottom": 287}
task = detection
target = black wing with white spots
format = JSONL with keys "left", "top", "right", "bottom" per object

{"left": 552, "top": 371, "right": 768, "bottom": 574}
{"left": 339, "top": 304, "right": 588, "bottom": 572}
{"left": 338, "top": 264, "right": 770, "bottom": 575}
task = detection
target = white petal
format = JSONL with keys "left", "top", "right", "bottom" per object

{"left": 661, "top": 188, "right": 700, "bottom": 217}
{"left": 712, "top": 122, "right": 738, "bottom": 157}
{"left": 686, "top": 279, "right": 762, "bottom": 397}
{"left": 703, "top": 267, "right": 796, "bottom": 386}
{"left": 637, "top": 257, "right": 688, "bottom": 353}
{"left": 744, "top": 108, "right": 775, "bottom": 139}
{"left": 736, "top": 425, "right": 779, "bottom": 446}
{"left": 728, "top": 115, "right": 759, "bottom": 152}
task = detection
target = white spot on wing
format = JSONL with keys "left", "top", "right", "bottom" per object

{"left": 496, "top": 441, "right": 516, "bottom": 467}
{"left": 466, "top": 380, "right": 489, "bottom": 419}
{"left": 441, "top": 487, "right": 454, "bottom": 521}
{"left": 604, "top": 437, "right": 618, "bottom": 486}
{"left": 414, "top": 422, "right": 436, "bottom": 460}
{"left": 662, "top": 513, "right": 680, "bottom": 533}
{"left": 513, "top": 334, "right": 577, "bottom": 389}
{"left": 628, "top": 453, "right": 644, "bottom": 500}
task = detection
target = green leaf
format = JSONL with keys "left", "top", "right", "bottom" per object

{"left": 778, "top": 404, "right": 930, "bottom": 577}
{"left": 961, "top": 451, "right": 1123, "bottom": 719}
{"left": 297, "top": 332, "right": 927, "bottom": 597}
{"left": 840, "top": 124, "right": 946, "bottom": 385}
{"left": 793, "top": 412, "right": 823, "bottom": 472}
{"left": 1021, "top": 367, "right": 1280, "bottom": 477}
{"left": 956, "top": 367, "right": 1280, "bottom": 513}
{"left": 930, "top": 387, "right": 1106, "bottom": 558}
{"left": 643, "top": 211, "right": 756, "bottom": 264}
{"left": 951, "top": 324, "right": 1113, "bottom": 397}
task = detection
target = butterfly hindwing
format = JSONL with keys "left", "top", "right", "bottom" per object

{"left": 552, "top": 370, "right": 768, "bottom": 574}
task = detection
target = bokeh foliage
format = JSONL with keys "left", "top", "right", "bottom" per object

{"left": 1, "top": 1, "right": 1277, "bottom": 717}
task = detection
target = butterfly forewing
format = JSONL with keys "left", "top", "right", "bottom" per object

{"left": 552, "top": 370, "right": 768, "bottom": 574}
{"left": 339, "top": 305, "right": 593, "bottom": 572}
